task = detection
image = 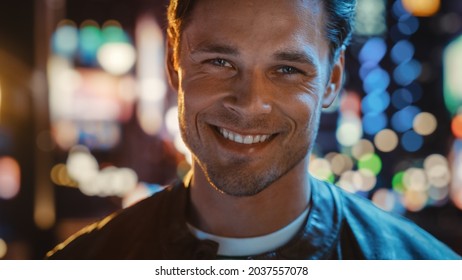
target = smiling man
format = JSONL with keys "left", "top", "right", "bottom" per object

{"left": 47, "top": 0, "right": 460, "bottom": 259}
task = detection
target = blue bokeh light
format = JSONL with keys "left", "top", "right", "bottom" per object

{"left": 393, "top": 59, "right": 422, "bottom": 86}
{"left": 79, "top": 25, "right": 103, "bottom": 66}
{"left": 362, "top": 91, "right": 390, "bottom": 114}
{"left": 391, "top": 88, "right": 413, "bottom": 109}
{"left": 391, "top": 106, "right": 421, "bottom": 132}
{"left": 401, "top": 130, "right": 424, "bottom": 152}
{"left": 363, "top": 67, "right": 390, "bottom": 93}
{"left": 391, "top": 40, "right": 415, "bottom": 65}
{"left": 363, "top": 112, "right": 387, "bottom": 135}
{"left": 359, "top": 61, "right": 377, "bottom": 81}
{"left": 52, "top": 25, "right": 79, "bottom": 58}
{"left": 359, "top": 37, "right": 387, "bottom": 65}
{"left": 398, "top": 15, "right": 419, "bottom": 36}
{"left": 392, "top": 0, "right": 409, "bottom": 20}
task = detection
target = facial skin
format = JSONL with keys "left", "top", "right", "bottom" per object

{"left": 167, "top": 0, "right": 344, "bottom": 236}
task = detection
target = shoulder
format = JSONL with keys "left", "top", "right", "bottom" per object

{"left": 311, "top": 177, "right": 460, "bottom": 259}
{"left": 46, "top": 181, "right": 187, "bottom": 259}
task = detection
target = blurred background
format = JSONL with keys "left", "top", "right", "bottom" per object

{"left": 0, "top": 0, "right": 461, "bottom": 259}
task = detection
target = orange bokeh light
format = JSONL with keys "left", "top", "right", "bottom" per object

{"left": 451, "top": 114, "right": 462, "bottom": 138}
{"left": 402, "top": 0, "right": 440, "bottom": 17}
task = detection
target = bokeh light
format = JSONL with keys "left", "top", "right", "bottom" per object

{"left": 392, "top": 171, "right": 406, "bottom": 193}
{"left": 78, "top": 20, "right": 103, "bottom": 65}
{"left": 135, "top": 15, "right": 166, "bottom": 136}
{"left": 403, "top": 167, "right": 428, "bottom": 192}
{"left": 374, "top": 129, "right": 399, "bottom": 152}
{"left": 413, "top": 112, "right": 437, "bottom": 136}
{"left": 393, "top": 59, "right": 422, "bottom": 86}
{"left": 97, "top": 20, "right": 135, "bottom": 75}
{"left": 362, "top": 112, "right": 387, "bottom": 135}
{"left": 0, "top": 239, "right": 7, "bottom": 259}
{"left": 50, "top": 164, "right": 77, "bottom": 187}
{"left": 397, "top": 14, "right": 420, "bottom": 35}
{"left": 355, "top": 0, "right": 387, "bottom": 36}
{"left": 52, "top": 20, "right": 79, "bottom": 58}
{"left": 358, "top": 153, "right": 382, "bottom": 175}
{"left": 329, "top": 153, "right": 354, "bottom": 175}
{"left": 401, "top": 130, "right": 424, "bottom": 152}
{"left": 443, "top": 35, "right": 462, "bottom": 115}
{"left": 428, "top": 185, "right": 449, "bottom": 202}
{"left": 391, "top": 105, "right": 421, "bottom": 132}
{"left": 424, "top": 154, "right": 451, "bottom": 188}
{"left": 358, "top": 37, "right": 387, "bottom": 65}
{"left": 357, "top": 169, "right": 377, "bottom": 192}
{"left": 372, "top": 188, "right": 397, "bottom": 211}
{"left": 97, "top": 42, "right": 136, "bottom": 75}
{"left": 391, "top": 40, "right": 415, "bottom": 65}
{"left": 451, "top": 114, "right": 462, "bottom": 138}
{"left": 309, "top": 158, "right": 334, "bottom": 182}
{"left": 51, "top": 121, "right": 79, "bottom": 150}
{"left": 101, "top": 20, "right": 129, "bottom": 43}
{"left": 165, "top": 106, "right": 180, "bottom": 137}
{"left": 402, "top": 0, "right": 441, "bottom": 17}
{"left": 0, "top": 156, "right": 21, "bottom": 199}
{"left": 352, "top": 139, "right": 375, "bottom": 160}
{"left": 363, "top": 68, "right": 390, "bottom": 93}
{"left": 361, "top": 91, "right": 390, "bottom": 114}
{"left": 337, "top": 170, "right": 361, "bottom": 193}
{"left": 391, "top": 88, "right": 413, "bottom": 109}
{"left": 65, "top": 145, "right": 138, "bottom": 197}
{"left": 402, "top": 189, "right": 428, "bottom": 212}
{"left": 78, "top": 166, "right": 137, "bottom": 197}
{"left": 336, "top": 113, "right": 363, "bottom": 147}
{"left": 66, "top": 146, "right": 99, "bottom": 183}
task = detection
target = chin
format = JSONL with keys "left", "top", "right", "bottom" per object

{"left": 204, "top": 164, "right": 284, "bottom": 197}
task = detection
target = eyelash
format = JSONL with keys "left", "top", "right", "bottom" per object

{"left": 206, "top": 59, "right": 306, "bottom": 76}
{"left": 208, "top": 58, "right": 233, "bottom": 68}
{"left": 277, "top": 66, "right": 304, "bottom": 75}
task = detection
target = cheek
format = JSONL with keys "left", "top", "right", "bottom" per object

{"left": 288, "top": 92, "right": 321, "bottom": 127}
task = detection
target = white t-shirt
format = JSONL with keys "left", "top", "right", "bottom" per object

{"left": 187, "top": 207, "right": 310, "bottom": 257}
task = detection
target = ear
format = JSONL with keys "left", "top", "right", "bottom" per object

{"left": 322, "top": 49, "right": 345, "bottom": 108}
{"left": 166, "top": 39, "right": 179, "bottom": 91}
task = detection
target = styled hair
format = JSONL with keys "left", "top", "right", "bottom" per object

{"left": 167, "top": 0, "right": 356, "bottom": 65}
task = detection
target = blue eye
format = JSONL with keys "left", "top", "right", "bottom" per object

{"left": 210, "top": 58, "right": 232, "bottom": 68}
{"left": 277, "top": 66, "right": 302, "bottom": 74}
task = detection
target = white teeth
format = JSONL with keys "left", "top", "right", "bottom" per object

{"left": 219, "top": 127, "right": 271, "bottom": 145}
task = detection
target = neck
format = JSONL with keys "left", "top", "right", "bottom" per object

{"left": 186, "top": 159, "right": 311, "bottom": 237}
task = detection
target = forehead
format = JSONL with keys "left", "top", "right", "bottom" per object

{"left": 181, "top": 0, "right": 329, "bottom": 57}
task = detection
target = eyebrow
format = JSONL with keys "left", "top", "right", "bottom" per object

{"left": 273, "top": 50, "right": 317, "bottom": 67}
{"left": 191, "top": 43, "right": 240, "bottom": 56}
{"left": 190, "top": 44, "right": 317, "bottom": 67}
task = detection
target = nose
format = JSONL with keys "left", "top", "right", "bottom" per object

{"left": 222, "top": 71, "right": 273, "bottom": 116}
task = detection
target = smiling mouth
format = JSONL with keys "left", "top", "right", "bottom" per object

{"left": 218, "top": 127, "right": 273, "bottom": 145}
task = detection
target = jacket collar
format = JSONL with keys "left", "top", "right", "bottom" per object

{"left": 165, "top": 175, "right": 343, "bottom": 259}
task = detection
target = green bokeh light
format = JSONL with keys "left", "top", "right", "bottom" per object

{"left": 358, "top": 153, "right": 382, "bottom": 175}
{"left": 392, "top": 171, "right": 405, "bottom": 193}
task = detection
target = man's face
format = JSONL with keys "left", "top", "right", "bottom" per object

{"left": 168, "top": 0, "right": 343, "bottom": 196}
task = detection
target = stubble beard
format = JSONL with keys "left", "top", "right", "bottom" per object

{"left": 181, "top": 104, "right": 321, "bottom": 197}
{"left": 202, "top": 144, "right": 309, "bottom": 197}
{"left": 184, "top": 124, "right": 315, "bottom": 197}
